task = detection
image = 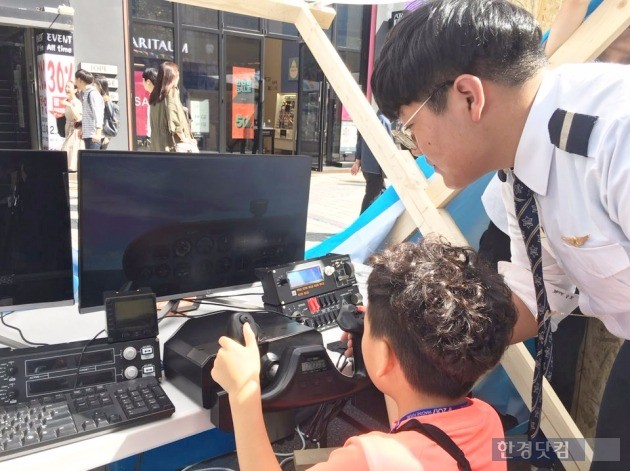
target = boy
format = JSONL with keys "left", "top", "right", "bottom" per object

{"left": 211, "top": 239, "right": 517, "bottom": 470}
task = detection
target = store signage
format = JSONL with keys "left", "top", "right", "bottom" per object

{"left": 190, "top": 99, "right": 210, "bottom": 134}
{"left": 232, "top": 67, "right": 255, "bottom": 140}
{"left": 132, "top": 37, "right": 174, "bottom": 53}
{"left": 339, "top": 120, "right": 357, "bottom": 153}
{"left": 35, "top": 29, "right": 74, "bottom": 150}
{"left": 79, "top": 62, "right": 118, "bottom": 75}
{"left": 389, "top": 10, "right": 405, "bottom": 28}
{"left": 106, "top": 78, "right": 119, "bottom": 89}
{"left": 35, "top": 30, "right": 73, "bottom": 56}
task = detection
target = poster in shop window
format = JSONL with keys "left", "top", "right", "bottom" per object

{"left": 35, "top": 29, "right": 74, "bottom": 150}
{"left": 232, "top": 67, "right": 255, "bottom": 140}
{"left": 134, "top": 70, "right": 151, "bottom": 138}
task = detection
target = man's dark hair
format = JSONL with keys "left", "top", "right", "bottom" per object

{"left": 371, "top": 0, "right": 547, "bottom": 119}
{"left": 75, "top": 68, "right": 94, "bottom": 85}
{"left": 142, "top": 67, "right": 157, "bottom": 85}
{"left": 367, "top": 238, "right": 517, "bottom": 398}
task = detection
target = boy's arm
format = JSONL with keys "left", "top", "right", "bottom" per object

{"left": 211, "top": 323, "right": 281, "bottom": 471}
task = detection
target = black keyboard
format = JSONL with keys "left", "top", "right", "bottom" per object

{"left": 0, "top": 376, "right": 175, "bottom": 462}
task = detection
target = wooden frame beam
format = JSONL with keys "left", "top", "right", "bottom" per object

{"left": 170, "top": 0, "right": 336, "bottom": 29}
{"left": 548, "top": 0, "right": 630, "bottom": 66}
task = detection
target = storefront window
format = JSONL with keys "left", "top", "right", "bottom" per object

{"left": 335, "top": 5, "right": 363, "bottom": 50}
{"left": 130, "top": 0, "right": 173, "bottom": 22}
{"left": 224, "top": 13, "right": 260, "bottom": 31}
{"left": 181, "top": 6, "right": 218, "bottom": 29}
{"left": 225, "top": 35, "right": 261, "bottom": 154}
{"left": 181, "top": 29, "right": 220, "bottom": 151}
{"left": 263, "top": 38, "right": 299, "bottom": 155}
{"left": 267, "top": 21, "right": 298, "bottom": 37}
{"left": 339, "top": 49, "right": 360, "bottom": 82}
{"left": 131, "top": 23, "right": 174, "bottom": 149}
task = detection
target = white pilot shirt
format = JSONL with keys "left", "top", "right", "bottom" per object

{"left": 498, "top": 62, "right": 630, "bottom": 340}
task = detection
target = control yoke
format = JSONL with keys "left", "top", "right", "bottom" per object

{"left": 225, "top": 307, "right": 369, "bottom": 410}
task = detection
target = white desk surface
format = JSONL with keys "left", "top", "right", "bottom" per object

{"left": 0, "top": 282, "right": 358, "bottom": 471}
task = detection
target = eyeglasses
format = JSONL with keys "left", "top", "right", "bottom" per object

{"left": 391, "top": 81, "right": 453, "bottom": 151}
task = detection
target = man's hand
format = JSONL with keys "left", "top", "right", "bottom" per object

{"left": 211, "top": 323, "right": 262, "bottom": 399}
{"left": 351, "top": 159, "right": 360, "bottom": 176}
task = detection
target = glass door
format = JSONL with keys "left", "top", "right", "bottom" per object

{"left": 296, "top": 44, "right": 326, "bottom": 170}
{"left": 0, "top": 27, "right": 31, "bottom": 149}
{"left": 224, "top": 34, "right": 262, "bottom": 154}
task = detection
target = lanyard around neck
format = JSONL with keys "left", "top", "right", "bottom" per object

{"left": 390, "top": 400, "right": 471, "bottom": 433}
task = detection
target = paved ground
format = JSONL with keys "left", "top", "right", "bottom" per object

{"left": 305, "top": 168, "right": 366, "bottom": 250}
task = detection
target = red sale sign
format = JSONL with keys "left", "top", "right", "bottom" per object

{"left": 134, "top": 70, "right": 150, "bottom": 137}
{"left": 35, "top": 30, "right": 74, "bottom": 150}
{"left": 232, "top": 67, "right": 255, "bottom": 140}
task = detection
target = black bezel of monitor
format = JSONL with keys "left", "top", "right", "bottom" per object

{"left": 78, "top": 151, "right": 311, "bottom": 313}
{"left": 0, "top": 150, "right": 74, "bottom": 311}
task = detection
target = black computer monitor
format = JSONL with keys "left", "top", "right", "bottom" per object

{"left": 78, "top": 152, "right": 311, "bottom": 313}
{"left": 0, "top": 150, "right": 74, "bottom": 311}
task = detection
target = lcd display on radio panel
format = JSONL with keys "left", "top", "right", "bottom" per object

{"left": 287, "top": 266, "right": 324, "bottom": 289}
{"left": 27, "top": 369, "right": 116, "bottom": 395}
{"left": 26, "top": 350, "right": 114, "bottom": 375}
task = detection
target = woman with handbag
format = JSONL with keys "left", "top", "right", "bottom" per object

{"left": 149, "top": 61, "right": 198, "bottom": 153}
{"left": 60, "top": 80, "right": 84, "bottom": 172}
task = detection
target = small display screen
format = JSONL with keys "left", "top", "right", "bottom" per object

{"left": 301, "top": 358, "right": 327, "bottom": 373}
{"left": 26, "top": 350, "right": 114, "bottom": 375}
{"left": 287, "top": 266, "right": 324, "bottom": 289}
{"left": 27, "top": 369, "right": 115, "bottom": 395}
{"left": 114, "top": 297, "right": 156, "bottom": 330}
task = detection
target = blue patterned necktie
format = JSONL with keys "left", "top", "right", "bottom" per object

{"left": 512, "top": 174, "right": 553, "bottom": 439}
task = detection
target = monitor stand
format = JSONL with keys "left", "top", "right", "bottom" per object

{"left": 173, "top": 298, "right": 200, "bottom": 314}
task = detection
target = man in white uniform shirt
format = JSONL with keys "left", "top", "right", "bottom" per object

{"left": 371, "top": 0, "right": 630, "bottom": 468}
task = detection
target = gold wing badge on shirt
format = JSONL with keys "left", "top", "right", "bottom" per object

{"left": 561, "top": 234, "right": 590, "bottom": 247}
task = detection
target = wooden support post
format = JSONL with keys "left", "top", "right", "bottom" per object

{"left": 548, "top": 0, "right": 630, "bottom": 67}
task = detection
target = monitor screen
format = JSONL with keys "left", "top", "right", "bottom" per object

{"left": 0, "top": 150, "right": 74, "bottom": 311}
{"left": 78, "top": 152, "right": 311, "bottom": 313}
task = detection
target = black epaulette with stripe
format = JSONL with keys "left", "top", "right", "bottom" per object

{"left": 548, "top": 108, "right": 598, "bottom": 157}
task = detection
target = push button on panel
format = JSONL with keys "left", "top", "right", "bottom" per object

{"left": 306, "top": 297, "right": 320, "bottom": 314}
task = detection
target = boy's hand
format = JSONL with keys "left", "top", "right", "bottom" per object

{"left": 341, "top": 331, "right": 354, "bottom": 357}
{"left": 211, "top": 323, "right": 262, "bottom": 399}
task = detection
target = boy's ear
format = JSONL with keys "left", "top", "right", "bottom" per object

{"left": 453, "top": 74, "right": 485, "bottom": 122}
{"left": 372, "top": 338, "right": 397, "bottom": 379}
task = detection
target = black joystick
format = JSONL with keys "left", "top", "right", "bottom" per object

{"left": 336, "top": 303, "right": 367, "bottom": 378}
{"left": 226, "top": 312, "right": 261, "bottom": 345}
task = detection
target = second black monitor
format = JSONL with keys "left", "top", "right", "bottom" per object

{"left": 78, "top": 152, "right": 311, "bottom": 313}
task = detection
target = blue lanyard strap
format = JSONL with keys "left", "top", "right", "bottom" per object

{"left": 390, "top": 400, "right": 471, "bottom": 433}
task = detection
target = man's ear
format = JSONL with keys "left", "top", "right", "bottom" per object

{"left": 453, "top": 74, "right": 485, "bottom": 122}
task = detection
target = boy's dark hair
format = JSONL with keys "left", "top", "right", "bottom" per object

{"left": 366, "top": 238, "right": 517, "bottom": 399}
{"left": 371, "top": 0, "right": 547, "bottom": 119}
{"left": 142, "top": 67, "right": 158, "bottom": 85}
{"left": 75, "top": 68, "right": 94, "bottom": 85}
